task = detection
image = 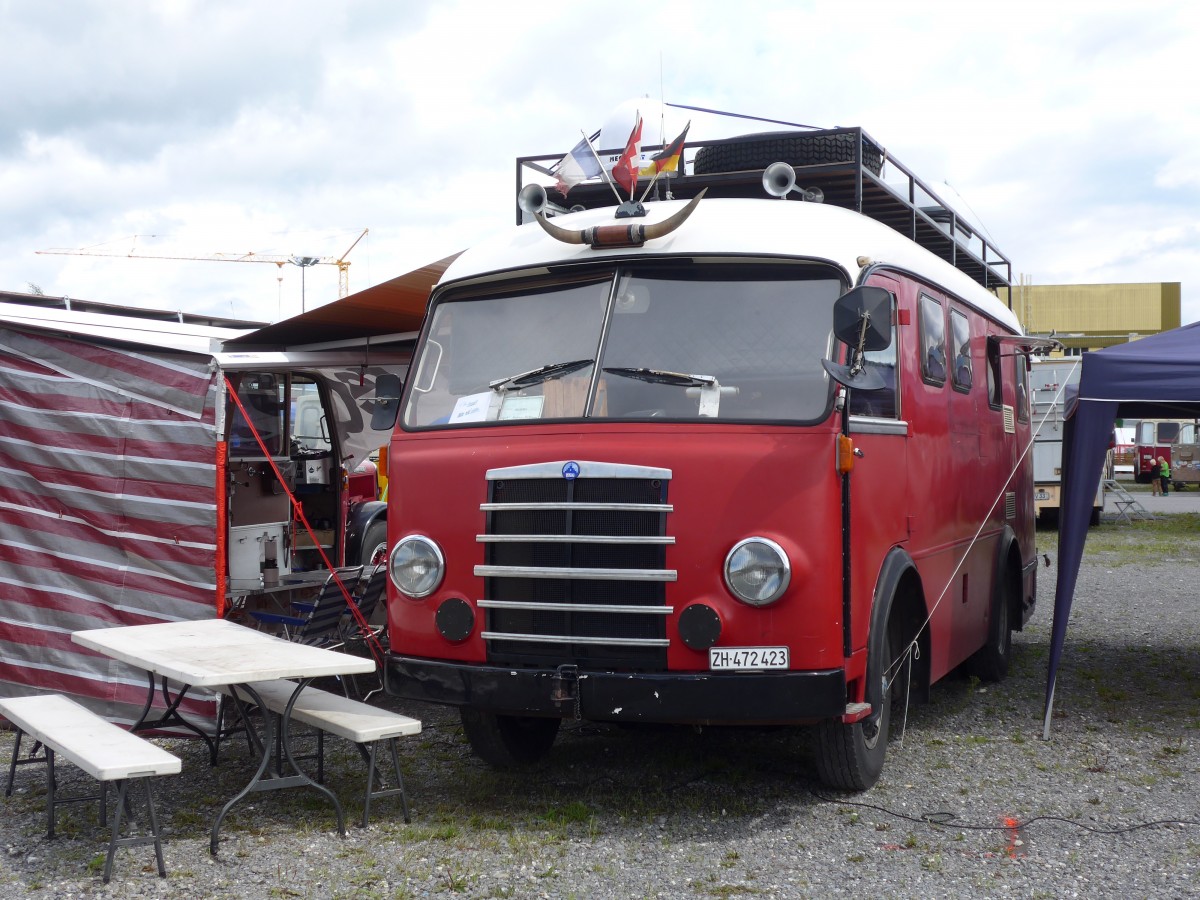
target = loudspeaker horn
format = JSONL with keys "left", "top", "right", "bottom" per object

{"left": 518, "top": 183, "right": 550, "bottom": 216}
{"left": 763, "top": 162, "right": 796, "bottom": 198}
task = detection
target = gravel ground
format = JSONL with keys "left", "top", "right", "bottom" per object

{"left": 3, "top": 518, "right": 1199, "bottom": 899}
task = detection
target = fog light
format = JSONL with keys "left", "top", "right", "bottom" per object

{"left": 678, "top": 604, "right": 722, "bottom": 650}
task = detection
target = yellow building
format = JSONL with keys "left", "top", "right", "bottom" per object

{"left": 1011, "top": 281, "right": 1181, "bottom": 352}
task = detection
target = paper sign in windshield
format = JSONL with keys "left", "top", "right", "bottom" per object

{"left": 448, "top": 391, "right": 497, "bottom": 423}
{"left": 498, "top": 396, "right": 545, "bottom": 420}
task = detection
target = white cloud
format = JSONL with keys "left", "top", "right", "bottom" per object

{"left": 3, "top": 0, "right": 1199, "bottom": 322}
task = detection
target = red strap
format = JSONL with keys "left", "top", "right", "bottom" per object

{"left": 225, "top": 377, "right": 385, "bottom": 669}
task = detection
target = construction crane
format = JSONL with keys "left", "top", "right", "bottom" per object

{"left": 36, "top": 228, "right": 368, "bottom": 299}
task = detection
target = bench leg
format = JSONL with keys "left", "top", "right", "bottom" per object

{"left": 103, "top": 778, "right": 168, "bottom": 883}
{"left": 5, "top": 730, "right": 20, "bottom": 797}
{"left": 6, "top": 732, "right": 54, "bottom": 798}
{"left": 360, "top": 738, "right": 409, "bottom": 828}
{"left": 46, "top": 747, "right": 56, "bottom": 839}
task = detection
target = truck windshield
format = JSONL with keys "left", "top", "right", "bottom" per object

{"left": 402, "top": 264, "right": 841, "bottom": 427}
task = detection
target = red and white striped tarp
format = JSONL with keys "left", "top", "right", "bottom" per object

{"left": 0, "top": 326, "right": 221, "bottom": 728}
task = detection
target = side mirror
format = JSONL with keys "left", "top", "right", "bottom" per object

{"left": 822, "top": 286, "right": 893, "bottom": 391}
{"left": 371, "top": 372, "right": 404, "bottom": 430}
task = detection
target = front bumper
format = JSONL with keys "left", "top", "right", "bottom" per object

{"left": 386, "top": 655, "right": 847, "bottom": 724}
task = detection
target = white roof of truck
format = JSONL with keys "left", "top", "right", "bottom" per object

{"left": 440, "top": 197, "right": 1022, "bottom": 333}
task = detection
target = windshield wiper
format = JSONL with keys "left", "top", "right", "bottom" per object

{"left": 489, "top": 358, "right": 594, "bottom": 392}
{"left": 603, "top": 367, "right": 716, "bottom": 388}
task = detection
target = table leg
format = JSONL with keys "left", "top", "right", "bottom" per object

{"left": 128, "top": 672, "right": 218, "bottom": 764}
{"left": 209, "top": 679, "right": 347, "bottom": 856}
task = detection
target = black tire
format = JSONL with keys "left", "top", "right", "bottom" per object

{"left": 967, "top": 565, "right": 1013, "bottom": 682}
{"left": 460, "top": 709, "right": 560, "bottom": 769}
{"left": 359, "top": 520, "right": 388, "bottom": 568}
{"left": 814, "top": 616, "right": 904, "bottom": 791}
{"left": 693, "top": 130, "right": 884, "bottom": 177}
{"left": 1089, "top": 507, "right": 1102, "bottom": 528}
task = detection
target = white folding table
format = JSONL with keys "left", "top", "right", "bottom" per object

{"left": 72, "top": 618, "right": 376, "bottom": 854}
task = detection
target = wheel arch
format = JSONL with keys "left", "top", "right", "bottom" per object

{"left": 993, "top": 524, "right": 1025, "bottom": 631}
{"left": 345, "top": 500, "right": 387, "bottom": 565}
{"left": 869, "top": 547, "right": 931, "bottom": 707}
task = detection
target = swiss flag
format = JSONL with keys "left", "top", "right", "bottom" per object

{"left": 611, "top": 115, "right": 643, "bottom": 197}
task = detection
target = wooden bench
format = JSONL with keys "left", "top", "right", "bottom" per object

{"left": 217, "top": 680, "right": 421, "bottom": 826}
{"left": 0, "top": 694, "right": 181, "bottom": 883}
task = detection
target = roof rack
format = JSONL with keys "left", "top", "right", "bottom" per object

{"left": 516, "top": 126, "right": 1012, "bottom": 306}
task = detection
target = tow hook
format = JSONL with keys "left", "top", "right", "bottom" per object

{"left": 551, "top": 665, "right": 578, "bottom": 702}
{"left": 551, "top": 665, "right": 580, "bottom": 718}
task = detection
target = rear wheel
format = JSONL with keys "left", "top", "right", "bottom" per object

{"left": 814, "top": 617, "right": 904, "bottom": 791}
{"left": 460, "top": 709, "right": 561, "bottom": 768}
{"left": 968, "top": 566, "right": 1013, "bottom": 682}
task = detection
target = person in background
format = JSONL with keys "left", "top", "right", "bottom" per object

{"left": 1150, "top": 456, "right": 1162, "bottom": 496}
{"left": 1159, "top": 456, "right": 1171, "bottom": 496}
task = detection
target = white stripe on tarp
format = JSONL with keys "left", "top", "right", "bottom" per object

{"left": 0, "top": 334, "right": 213, "bottom": 419}
{"left": 0, "top": 395, "right": 213, "bottom": 432}
{"left": 0, "top": 654, "right": 149, "bottom": 691}
{"left": 0, "top": 540, "right": 218, "bottom": 592}
{"left": 0, "top": 578, "right": 204, "bottom": 621}
{"left": 0, "top": 465, "right": 217, "bottom": 509}
{"left": 0, "top": 613, "right": 74, "bottom": 634}
{"left": 0, "top": 438, "right": 215, "bottom": 475}
{"left": 0, "top": 499, "right": 217, "bottom": 551}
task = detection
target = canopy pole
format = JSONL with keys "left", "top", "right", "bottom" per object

{"left": 1042, "top": 680, "right": 1056, "bottom": 739}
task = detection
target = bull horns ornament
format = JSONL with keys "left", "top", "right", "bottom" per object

{"left": 533, "top": 189, "right": 708, "bottom": 250}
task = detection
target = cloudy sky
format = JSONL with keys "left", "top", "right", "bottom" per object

{"left": 3, "top": 0, "right": 1198, "bottom": 326}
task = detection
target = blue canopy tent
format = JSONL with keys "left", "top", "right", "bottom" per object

{"left": 1045, "top": 320, "right": 1200, "bottom": 737}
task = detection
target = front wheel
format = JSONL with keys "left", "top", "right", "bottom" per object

{"left": 359, "top": 520, "right": 388, "bottom": 568}
{"left": 460, "top": 709, "right": 561, "bottom": 769}
{"left": 814, "top": 619, "right": 903, "bottom": 791}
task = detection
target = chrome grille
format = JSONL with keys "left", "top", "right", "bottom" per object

{"left": 476, "top": 461, "right": 674, "bottom": 668}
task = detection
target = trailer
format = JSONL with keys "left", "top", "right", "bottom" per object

{"left": 1030, "top": 358, "right": 1105, "bottom": 525}
{"left": 0, "top": 292, "right": 412, "bottom": 725}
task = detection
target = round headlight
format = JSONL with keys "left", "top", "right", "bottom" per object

{"left": 388, "top": 534, "right": 444, "bottom": 598}
{"left": 724, "top": 537, "right": 791, "bottom": 606}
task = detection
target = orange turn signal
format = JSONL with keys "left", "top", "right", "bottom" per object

{"left": 837, "top": 434, "right": 856, "bottom": 474}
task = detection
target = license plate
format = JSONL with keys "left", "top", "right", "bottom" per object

{"left": 1034, "top": 490, "right": 1050, "bottom": 500}
{"left": 709, "top": 646, "right": 789, "bottom": 670}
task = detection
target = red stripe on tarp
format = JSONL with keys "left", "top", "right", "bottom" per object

{"left": 0, "top": 380, "right": 213, "bottom": 423}
{"left": 0, "top": 418, "right": 215, "bottom": 463}
{"left": 0, "top": 660, "right": 217, "bottom": 722}
{"left": 0, "top": 544, "right": 215, "bottom": 598}
{"left": 0, "top": 470, "right": 215, "bottom": 511}
{"left": 15, "top": 331, "right": 214, "bottom": 396}
{"left": 0, "top": 495, "right": 216, "bottom": 549}
{"left": 1, "top": 586, "right": 192, "bottom": 627}
{"left": 0, "top": 353, "right": 57, "bottom": 376}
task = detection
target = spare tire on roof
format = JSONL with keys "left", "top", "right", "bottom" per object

{"left": 693, "top": 130, "right": 884, "bottom": 176}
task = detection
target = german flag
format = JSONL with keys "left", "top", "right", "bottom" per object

{"left": 639, "top": 122, "right": 690, "bottom": 177}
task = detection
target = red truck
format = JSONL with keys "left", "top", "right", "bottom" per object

{"left": 377, "top": 121, "right": 1042, "bottom": 790}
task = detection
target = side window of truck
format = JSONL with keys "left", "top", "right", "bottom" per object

{"left": 918, "top": 294, "right": 946, "bottom": 386}
{"left": 844, "top": 309, "right": 902, "bottom": 420}
{"left": 846, "top": 292, "right": 898, "bottom": 418}
{"left": 986, "top": 337, "right": 1003, "bottom": 409}
{"left": 1014, "top": 353, "right": 1030, "bottom": 423}
{"left": 949, "top": 308, "right": 972, "bottom": 392}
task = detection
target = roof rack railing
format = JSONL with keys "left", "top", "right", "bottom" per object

{"left": 515, "top": 126, "right": 1012, "bottom": 303}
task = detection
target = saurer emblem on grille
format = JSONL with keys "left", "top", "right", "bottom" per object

{"left": 561, "top": 461, "right": 580, "bottom": 480}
